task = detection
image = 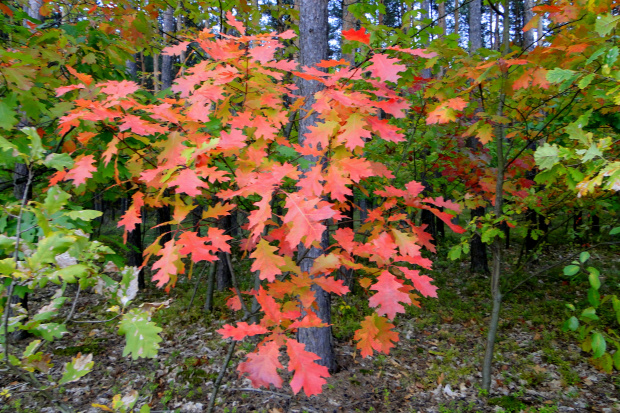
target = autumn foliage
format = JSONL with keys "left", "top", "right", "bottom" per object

{"left": 54, "top": 15, "right": 462, "bottom": 395}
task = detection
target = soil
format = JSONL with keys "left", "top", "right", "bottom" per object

{"left": 2, "top": 247, "right": 619, "bottom": 413}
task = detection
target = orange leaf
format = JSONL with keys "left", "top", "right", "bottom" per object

{"left": 342, "top": 28, "right": 370, "bottom": 45}
{"left": 238, "top": 341, "right": 283, "bottom": 389}
{"left": 368, "top": 271, "right": 411, "bottom": 320}
{"left": 218, "top": 322, "right": 269, "bottom": 340}
{"left": 66, "top": 154, "right": 96, "bottom": 187}
{"left": 251, "top": 239, "right": 286, "bottom": 282}
{"left": 286, "top": 339, "right": 330, "bottom": 396}
{"left": 354, "top": 314, "right": 399, "bottom": 357}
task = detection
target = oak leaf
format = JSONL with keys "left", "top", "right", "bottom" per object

{"left": 238, "top": 341, "right": 283, "bottom": 389}
{"left": 251, "top": 239, "right": 286, "bottom": 282}
{"left": 368, "top": 271, "right": 411, "bottom": 320}
{"left": 286, "top": 339, "right": 330, "bottom": 396}
{"left": 218, "top": 322, "right": 269, "bottom": 340}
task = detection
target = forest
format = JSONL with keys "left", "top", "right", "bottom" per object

{"left": 0, "top": 0, "right": 619, "bottom": 412}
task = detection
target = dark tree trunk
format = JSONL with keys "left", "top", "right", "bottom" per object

{"left": 121, "top": 196, "right": 145, "bottom": 289}
{"left": 591, "top": 213, "right": 600, "bottom": 235}
{"left": 157, "top": 193, "right": 172, "bottom": 246}
{"left": 296, "top": 0, "right": 336, "bottom": 373}
{"left": 420, "top": 209, "right": 437, "bottom": 244}
{"left": 470, "top": 206, "right": 490, "bottom": 274}
{"left": 216, "top": 213, "right": 233, "bottom": 291}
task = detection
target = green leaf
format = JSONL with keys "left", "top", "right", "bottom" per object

{"left": 595, "top": 14, "right": 620, "bottom": 36}
{"left": 588, "top": 287, "right": 600, "bottom": 307}
{"left": 579, "top": 251, "right": 590, "bottom": 263}
{"left": 65, "top": 210, "right": 103, "bottom": 221}
{"left": 43, "top": 153, "right": 74, "bottom": 171}
{"left": 588, "top": 269, "right": 601, "bottom": 290}
{"left": 565, "top": 316, "right": 579, "bottom": 331}
{"left": 140, "top": 404, "right": 151, "bottom": 413}
{"left": 0, "top": 258, "right": 16, "bottom": 276}
{"left": 55, "top": 264, "right": 89, "bottom": 283}
{"left": 118, "top": 309, "right": 162, "bottom": 360}
{"left": 563, "top": 265, "right": 580, "bottom": 276}
{"left": 0, "top": 101, "right": 18, "bottom": 130}
{"left": 28, "top": 233, "right": 75, "bottom": 269}
{"left": 448, "top": 244, "right": 462, "bottom": 260}
{"left": 43, "top": 186, "right": 72, "bottom": 215}
{"left": 577, "top": 73, "right": 595, "bottom": 89}
{"left": 546, "top": 68, "right": 577, "bottom": 84}
{"left": 581, "top": 307, "right": 599, "bottom": 321}
{"left": 595, "top": 352, "right": 613, "bottom": 373}
{"left": 59, "top": 353, "right": 94, "bottom": 385}
{"left": 610, "top": 227, "right": 620, "bottom": 235}
{"left": 605, "top": 46, "right": 619, "bottom": 67}
{"left": 534, "top": 143, "right": 560, "bottom": 170}
{"left": 591, "top": 332, "right": 606, "bottom": 358}
{"left": 613, "top": 350, "right": 620, "bottom": 370}
{"left": 32, "top": 322, "right": 67, "bottom": 341}
{"left": 21, "top": 127, "right": 44, "bottom": 161}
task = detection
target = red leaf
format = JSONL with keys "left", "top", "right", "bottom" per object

{"left": 286, "top": 339, "right": 330, "bottom": 396}
{"left": 162, "top": 42, "right": 190, "bottom": 56}
{"left": 342, "top": 28, "right": 370, "bottom": 45}
{"left": 98, "top": 80, "right": 139, "bottom": 99}
{"left": 399, "top": 267, "right": 438, "bottom": 298}
{"left": 56, "top": 84, "right": 85, "bottom": 97}
{"left": 283, "top": 193, "right": 336, "bottom": 248}
{"left": 207, "top": 227, "right": 233, "bottom": 254}
{"left": 366, "top": 117, "right": 405, "bottom": 142}
{"left": 226, "top": 11, "right": 245, "bottom": 35}
{"left": 218, "top": 322, "right": 269, "bottom": 340}
{"left": 250, "top": 239, "right": 286, "bottom": 282}
{"left": 177, "top": 231, "right": 217, "bottom": 262}
{"left": 368, "top": 271, "right": 411, "bottom": 320}
{"left": 117, "top": 191, "right": 144, "bottom": 233}
{"left": 368, "top": 54, "right": 406, "bottom": 83}
{"left": 66, "top": 154, "right": 96, "bottom": 187}
{"left": 238, "top": 341, "right": 283, "bottom": 389}
{"left": 313, "top": 276, "right": 349, "bottom": 296}
{"left": 333, "top": 228, "right": 357, "bottom": 254}
{"left": 152, "top": 240, "right": 181, "bottom": 288}
{"left": 172, "top": 168, "right": 209, "bottom": 197}
{"left": 354, "top": 314, "right": 399, "bottom": 357}
{"left": 119, "top": 115, "right": 168, "bottom": 136}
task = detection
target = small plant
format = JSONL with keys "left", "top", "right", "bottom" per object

{"left": 562, "top": 250, "right": 620, "bottom": 373}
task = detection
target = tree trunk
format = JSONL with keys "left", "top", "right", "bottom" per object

{"left": 153, "top": 52, "right": 160, "bottom": 93}
{"left": 470, "top": 206, "right": 490, "bottom": 274}
{"left": 161, "top": 6, "right": 174, "bottom": 90}
{"left": 469, "top": 0, "right": 482, "bottom": 52}
{"left": 454, "top": 0, "right": 460, "bottom": 36}
{"left": 523, "top": 0, "right": 534, "bottom": 50}
{"left": 215, "top": 213, "right": 233, "bottom": 291}
{"left": 296, "top": 0, "right": 336, "bottom": 373}
{"left": 342, "top": 0, "right": 358, "bottom": 64}
{"left": 482, "top": 5, "right": 510, "bottom": 391}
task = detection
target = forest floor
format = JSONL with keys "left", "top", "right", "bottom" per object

{"left": 1, "top": 243, "right": 619, "bottom": 413}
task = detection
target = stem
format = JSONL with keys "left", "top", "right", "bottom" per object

{"left": 206, "top": 339, "right": 236, "bottom": 413}
{"left": 3, "top": 163, "right": 33, "bottom": 361}
{"left": 187, "top": 262, "right": 210, "bottom": 311}
{"left": 64, "top": 284, "right": 81, "bottom": 324}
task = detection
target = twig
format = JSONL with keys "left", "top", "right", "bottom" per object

{"left": 4, "top": 162, "right": 33, "bottom": 362}
{"left": 64, "top": 284, "right": 81, "bottom": 324}
{"left": 505, "top": 241, "right": 620, "bottom": 296}
{"left": 225, "top": 253, "right": 250, "bottom": 317}
{"left": 187, "top": 262, "right": 210, "bottom": 311}
{"left": 225, "top": 387, "right": 292, "bottom": 398}
{"left": 206, "top": 339, "right": 237, "bottom": 413}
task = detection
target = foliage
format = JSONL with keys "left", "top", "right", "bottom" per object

{"left": 563, "top": 248, "right": 620, "bottom": 373}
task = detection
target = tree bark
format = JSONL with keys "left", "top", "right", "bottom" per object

{"left": 296, "top": 0, "right": 336, "bottom": 373}
{"left": 469, "top": 0, "right": 483, "bottom": 52}
{"left": 161, "top": 6, "right": 174, "bottom": 90}
{"left": 470, "top": 206, "right": 489, "bottom": 274}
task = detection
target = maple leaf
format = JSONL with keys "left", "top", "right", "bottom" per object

{"left": 238, "top": 341, "right": 283, "bottom": 389}
{"left": 286, "top": 339, "right": 330, "bottom": 396}
{"left": 368, "top": 54, "right": 406, "bottom": 83}
{"left": 391, "top": 228, "right": 421, "bottom": 257}
{"left": 313, "top": 276, "right": 349, "bottom": 295}
{"left": 342, "top": 28, "right": 370, "bottom": 45}
{"left": 226, "top": 11, "right": 245, "bottom": 35}
{"left": 366, "top": 117, "right": 405, "bottom": 142}
{"left": 368, "top": 271, "right": 411, "bottom": 320}
{"left": 283, "top": 193, "right": 336, "bottom": 248}
{"left": 354, "top": 314, "right": 399, "bottom": 357}
{"left": 98, "top": 80, "right": 139, "bottom": 99}
{"left": 399, "top": 267, "right": 438, "bottom": 298}
{"left": 56, "top": 84, "right": 85, "bottom": 97}
{"left": 152, "top": 240, "right": 181, "bottom": 288}
{"left": 162, "top": 41, "right": 190, "bottom": 56}
{"left": 207, "top": 227, "right": 232, "bottom": 253}
{"left": 251, "top": 239, "right": 286, "bottom": 282}
{"left": 171, "top": 168, "right": 209, "bottom": 197}
{"left": 66, "top": 154, "right": 96, "bottom": 187}
{"left": 117, "top": 191, "right": 145, "bottom": 233}
{"left": 217, "top": 322, "right": 269, "bottom": 340}
{"left": 177, "top": 231, "right": 217, "bottom": 262}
